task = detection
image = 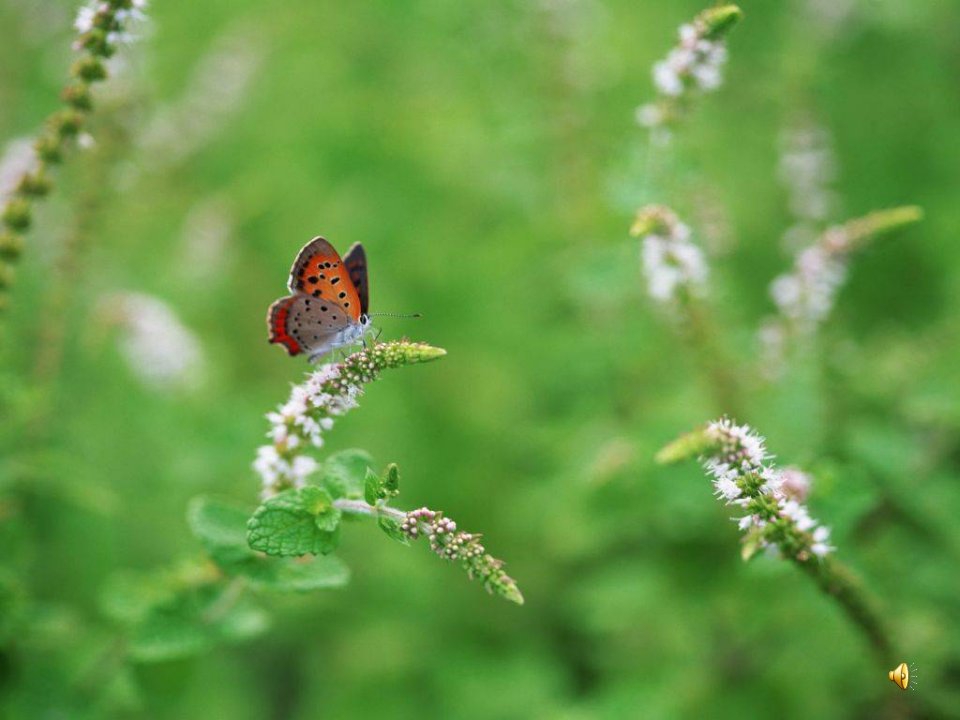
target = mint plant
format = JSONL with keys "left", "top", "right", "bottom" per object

{"left": 96, "top": 339, "right": 521, "bottom": 670}
{"left": 632, "top": 6, "right": 922, "bottom": 410}
{"left": 658, "top": 418, "right": 894, "bottom": 663}
{"left": 760, "top": 206, "right": 924, "bottom": 376}
{"left": 635, "top": 5, "right": 742, "bottom": 136}
{"left": 247, "top": 341, "right": 524, "bottom": 604}
{"left": 632, "top": 4, "right": 925, "bottom": 684}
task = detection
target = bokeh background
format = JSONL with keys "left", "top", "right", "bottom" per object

{"left": 2, "top": 0, "right": 960, "bottom": 717}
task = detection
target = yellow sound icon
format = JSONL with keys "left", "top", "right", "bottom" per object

{"left": 888, "top": 662, "right": 910, "bottom": 690}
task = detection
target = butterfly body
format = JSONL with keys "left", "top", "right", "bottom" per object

{"left": 268, "top": 237, "right": 372, "bottom": 362}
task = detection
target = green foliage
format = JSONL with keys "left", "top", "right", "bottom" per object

{"left": 321, "top": 448, "right": 375, "bottom": 500}
{"left": 189, "top": 495, "right": 350, "bottom": 590}
{"left": 377, "top": 515, "right": 409, "bottom": 545}
{"left": 125, "top": 586, "right": 270, "bottom": 663}
{"left": 247, "top": 487, "right": 342, "bottom": 557}
{"left": 100, "top": 564, "right": 269, "bottom": 663}
{"left": 364, "top": 463, "right": 400, "bottom": 505}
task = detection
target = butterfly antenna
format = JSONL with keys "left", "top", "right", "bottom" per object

{"left": 367, "top": 312, "right": 422, "bottom": 319}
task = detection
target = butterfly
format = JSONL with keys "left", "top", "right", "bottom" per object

{"left": 267, "top": 237, "right": 373, "bottom": 362}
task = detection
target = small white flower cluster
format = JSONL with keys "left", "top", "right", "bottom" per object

{"left": 252, "top": 447, "right": 318, "bottom": 493}
{"left": 74, "top": 0, "right": 148, "bottom": 46}
{"left": 108, "top": 292, "right": 205, "bottom": 390}
{"left": 769, "top": 243, "right": 846, "bottom": 327}
{"left": 704, "top": 418, "right": 833, "bottom": 559}
{"left": 254, "top": 364, "right": 362, "bottom": 495}
{"left": 634, "top": 206, "right": 708, "bottom": 304}
{"left": 401, "top": 508, "right": 486, "bottom": 561}
{"left": 759, "top": 122, "right": 842, "bottom": 377}
{"left": 636, "top": 19, "right": 730, "bottom": 130}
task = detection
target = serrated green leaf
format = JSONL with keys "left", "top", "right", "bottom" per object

{"left": 247, "top": 488, "right": 342, "bottom": 557}
{"left": 378, "top": 515, "right": 409, "bottom": 545}
{"left": 322, "top": 449, "right": 375, "bottom": 499}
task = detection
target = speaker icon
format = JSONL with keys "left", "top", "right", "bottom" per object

{"left": 888, "top": 662, "right": 911, "bottom": 690}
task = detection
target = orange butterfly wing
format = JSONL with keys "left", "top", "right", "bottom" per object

{"left": 287, "top": 237, "right": 362, "bottom": 323}
{"left": 343, "top": 242, "right": 369, "bottom": 317}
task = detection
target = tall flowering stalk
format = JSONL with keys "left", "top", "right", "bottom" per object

{"left": 658, "top": 418, "right": 894, "bottom": 661}
{"left": 636, "top": 5, "right": 742, "bottom": 133}
{"left": 632, "top": 204, "right": 741, "bottom": 414}
{"left": 248, "top": 340, "right": 523, "bottom": 604}
{"left": 659, "top": 418, "right": 833, "bottom": 561}
{"left": 759, "top": 206, "right": 923, "bottom": 375}
{"left": 631, "top": 204, "right": 708, "bottom": 305}
{"left": 0, "top": 0, "right": 147, "bottom": 312}
{"left": 254, "top": 341, "right": 445, "bottom": 496}
{"left": 401, "top": 507, "right": 523, "bottom": 604}
{"left": 331, "top": 502, "right": 524, "bottom": 605}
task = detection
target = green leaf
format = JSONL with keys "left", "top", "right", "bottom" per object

{"left": 377, "top": 515, "right": 409, "bottom": 545}
{"left": 383, "top": 463, "right": 400, "bottom": 496}
{"left": 128, "top": 587, "right": 269, "bottom": 663}
{"left": 363, "top": 468, "right": 380, "bottom": 506}
{"left": 100, "top": 571, "right": 176, "bottom": 625}
{"left": 363, "top": 463, "right": 401, "bottom": 506}
{"left": 322, "top": 449, "right": 375, "bottom": 499}
{"left": 299, "top": 485, "right": 342, "bottom": 532}
{"left": 247, "top": 488, "right": 342, "bottom": 557}
{"left": 187, "top": 496, "right": 253, "bottom": 565}
{"left": 315, "top": 508, "right": 341, "bottom": 533}
{"left": 239, "top": 555, "right": 350, "bottom": 592}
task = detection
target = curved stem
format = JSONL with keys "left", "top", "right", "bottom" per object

{"left": 684, "top": 297, "right": 743, "bottom": 417}
{"left": 334, "top": 498, "right": 405, "bottom": 522}
{"left": 793, "top": 555, "right": 894, "bottom": 665}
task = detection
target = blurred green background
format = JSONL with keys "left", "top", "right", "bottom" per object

{"left": 2, "top": 0, "right": 960, "bottom": 717}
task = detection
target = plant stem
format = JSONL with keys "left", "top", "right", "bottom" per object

{"left": 684, "top": 297, "right": 743, "bottom": 417}
{"left": 793, "top": 555, "right": 894, "bottom": 665}
{"left": 202, "top": 576, "right": 247, "bottom": 625}
{"left": 334, "top": 498, "right": 405, "bottom": 522}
